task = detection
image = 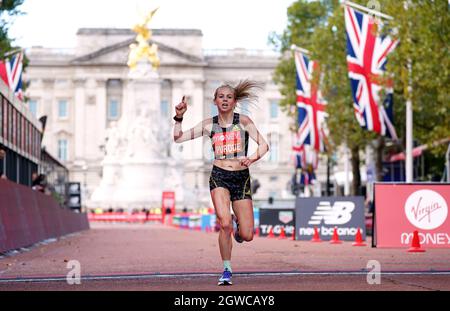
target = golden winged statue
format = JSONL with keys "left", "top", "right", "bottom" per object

{"left": 127, "top": 7, "right": 160, "bottom": 70}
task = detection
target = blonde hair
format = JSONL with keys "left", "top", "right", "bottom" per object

{"left": 214, "top": 79, "right": 262, "bottom": 105}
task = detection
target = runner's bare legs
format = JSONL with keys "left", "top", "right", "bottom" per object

{"left": 232, "top": 199, "right": 254, "bottom": 241}
{"left": 211, "top": 187, "right": 233, "bottom": 260}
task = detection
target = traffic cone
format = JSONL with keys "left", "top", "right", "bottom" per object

{"left": 352, "top": 228, "right": 366, "bottom": 246}
{"left": 267, "top": 226, "right": 275, "bottom": 238}
{"left": 330, "top": 227, "right": 342, "bottom": 244}
{"left": 408, "top": 230, "right": 425, "bottom": 253}
{"left": 255, "top": 227, "right": 260, "bottom": 237}
{"left": 279, "top": 227, "right": 287, "bottom": 239}
{"left": 311, "top": 226, "right": 322, "bottom": 242}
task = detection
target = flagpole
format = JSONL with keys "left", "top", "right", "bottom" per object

{"left": 290, "top": 44, "right": 310, "bottom": 55}
{"left": 446, "top": 143, "right": 450, "bottom": 182}
{"left": 344, "top": 0, "right": 407, "bottom": 182}
{"left": 326, "top": 154, "right": 331, "bottom": 196}
{"left": 2, "top": 48, "right": 23, "bottom": 59}
{"left": 344, "top": 144, "right": 350, "bottom": 196}
{"left": 342, "top": 0, "right": 393, "bottom": 20}
{"left": 405, "top": 66, "right": 413, "bottom": 182}
{"left": 404, "top": 0, "right": 413, "bottom": 183}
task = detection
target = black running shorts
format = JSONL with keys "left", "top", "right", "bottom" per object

{"left": 209, "top": 165, "right": 252, "bottom": 201}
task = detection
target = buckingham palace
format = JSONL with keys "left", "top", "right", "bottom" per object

{"left": 23, "top": 28, "right": 334, "bottom": 211}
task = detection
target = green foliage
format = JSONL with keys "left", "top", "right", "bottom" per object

{"left": 0, "top": 0, "right": 25, "bottom": 57}
{"left": 272, "top": 0, "right": 332, "bottom": 120}
{"left": 383, "top": 0, "right": 450, "bottom": 157}
{"left": 271, "top": 0, "right": 449, "bottom": 180}
{"left": 310, "top": 1, "right": 377, "bottom": 151}
{"left": 1, "top": 0, "right": 28, "bottom": 97}
{"left": 51, "top": 190, "right": 65, "bottom": 207}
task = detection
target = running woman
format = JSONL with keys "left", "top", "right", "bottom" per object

{"left": 173, "top": 80, "right": 269, "bottom": 285}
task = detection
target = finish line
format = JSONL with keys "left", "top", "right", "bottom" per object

{"left": 1, "top": 270, "right": 449, "bottom": 283}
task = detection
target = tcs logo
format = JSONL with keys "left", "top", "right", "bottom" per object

{"left": 308, "top": 201, "right": 355, "bottom": 225}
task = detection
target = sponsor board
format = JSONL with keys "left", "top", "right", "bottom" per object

{"left": 259, "top": 209, "right": 295, "bottom": 237}
{"left": 375, "top": 183, "right": 450, "bottom": 248}
{"left": 66, "top": 182, "right": 81, "bottom": 210}
{"left": 295, "top": 197, "right": 365, "bottom": 241}
{"left": 162, "top": 191, "right": 175, "bottom": 216}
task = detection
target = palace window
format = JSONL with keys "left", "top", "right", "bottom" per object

{"left": 58, "top": 139, "right": 68, "bottom": 161}
{"left": 58, "top": 100, "right": 68, "bottom": 119}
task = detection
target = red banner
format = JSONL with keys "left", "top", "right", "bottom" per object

{"left": 162, "top": 191, "right": 175, "bottom": 223}
{"left": 375, "top": 183, "right": 450, "bottom": 248}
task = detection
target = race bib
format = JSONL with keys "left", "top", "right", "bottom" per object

{"left": 212, "top": 130, "right": 242, "bottom": 156}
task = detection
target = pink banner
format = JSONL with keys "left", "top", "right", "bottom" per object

{"left": 375, "top": 183, "right": 450, "bottom": 248}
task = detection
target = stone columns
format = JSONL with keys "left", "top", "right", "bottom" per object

{"left": 73, "top": 78, "right": 86, "bottom": 160}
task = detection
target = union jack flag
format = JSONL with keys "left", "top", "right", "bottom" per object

{"left": 292, "top": 140, "right": 319, "bottom": 170}
{"left": 294, "top": 50, "right": 328, "bottom": 152}
{"left": 344, "top": 6, "right": 398, "bottom": 139}
{"left": 0, "top": 51, "right": 24, "bottom": 101}
{"left": 292, "top": 137, "right": 318, "bottom": 185}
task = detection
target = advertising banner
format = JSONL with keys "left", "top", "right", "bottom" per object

{"left": 162, "top": 191, "right": 175, "bottom": 223}
{"left": 259, "top": 208, "right": 295, "bottom": 237}
{"left": 374, "top": 183, "right": 450, "bottom": 248}
{"left": 66, "top": 182, "right": 81, "bottom": 211}
{"left": 162, "top": 191, "right": 175, "bottom": 212}
{"left": 295, "top": 197, "right": 366, "bottom": 241}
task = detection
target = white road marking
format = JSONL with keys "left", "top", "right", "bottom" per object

{"left": 0, "top": 270, "right": 449, "bottom": 283}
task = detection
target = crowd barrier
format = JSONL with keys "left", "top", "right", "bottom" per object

{"left": 0, "top": 179, "right": 90, "bottom": 253}
{"left": 169, "top": 208, "right": 260, "bottom": 233}
{"left": 87, "top": 211, "right": 217, "bottom": 232}
{"left": 88, "top": 212, "right": 163, "bottom": 222}
{"left": 169, "top": 213, "right": 216, "bottom": 231}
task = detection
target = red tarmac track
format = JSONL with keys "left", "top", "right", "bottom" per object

{"left": 0, "top": 222, "right": 449, "bottom": 291}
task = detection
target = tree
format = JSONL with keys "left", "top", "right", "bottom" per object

{"left": 269, "top": 0, "right": 332, "bottom": 121}
{"left": 271, "top": 0, "right": 449, "bottom": 191}
{"left": 271, "top": 0, "right": 374, "bottom": 195}
{"left": 310, "top": 1, "right": 380, "bottom": 195}
{"left": 0, "top": 0, "right": 25, "bottom": 57}
{"left": 382, "top": 0, "right": 450, "bottom": 179}
{"left": 1, "top": 0, "right": 29, "bottom": 98}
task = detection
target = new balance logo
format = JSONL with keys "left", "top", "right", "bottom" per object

{"left": 308, "top": 201, "right": 355, "bottom": 225}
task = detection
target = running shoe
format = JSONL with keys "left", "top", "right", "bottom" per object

{"left": 218, "top": 268, "right": 232, "bottom": 286}
{"left": 232, "top": 214, "right": 243, "bottom": 243}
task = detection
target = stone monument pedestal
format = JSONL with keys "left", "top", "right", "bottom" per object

{"left": 88, "top": 65, "right": 184, "bottom": 211}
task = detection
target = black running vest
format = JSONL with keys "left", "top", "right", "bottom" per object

{"left": 210, "top": 113, "right": 249, "bottom": 160}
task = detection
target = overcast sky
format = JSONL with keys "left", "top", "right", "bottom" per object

{"left": 8, "top": 0, "right": 296, "bottom": 50}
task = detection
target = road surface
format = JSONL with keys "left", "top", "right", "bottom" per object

{"left": 1, "top": 222, "right": 449, "bottom": 291}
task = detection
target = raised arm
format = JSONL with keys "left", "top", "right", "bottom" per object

{"left": 173, "top": 96, "right": 211, "bottom": 143}
{"left": 240, "top": 115, "right": 269, "bottom": 166}
{"left": 173, "top": 119, "right": 209, "bottom": 143}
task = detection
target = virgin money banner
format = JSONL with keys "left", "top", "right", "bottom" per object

{"left": 295, "top": 197, "right": 365, "bottom": 241}
{"left": 374, "top": 183, "right": 450, "bottom": 248}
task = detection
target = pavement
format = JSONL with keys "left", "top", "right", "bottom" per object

{"left": 0, "top": 222, "right": 449, "bottom": 291}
